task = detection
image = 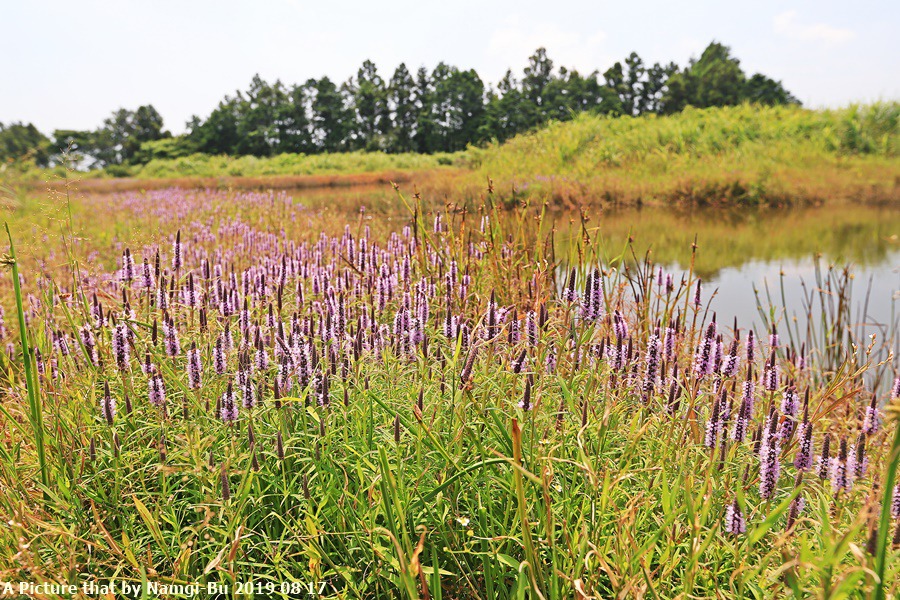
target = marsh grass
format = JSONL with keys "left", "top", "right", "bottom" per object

{"left": 0, "top": 182, "right": 897, "bottom": 599}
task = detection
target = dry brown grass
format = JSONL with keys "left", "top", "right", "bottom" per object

{"left": 19, "top": 168, "right": 470, "bottom": 195}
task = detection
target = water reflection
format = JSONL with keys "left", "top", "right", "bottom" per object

{"left": 548, "top": 203, "right": 899, "bottom": 364}
{"left": 551, "top": 203, "right": 900, "bottom": 279}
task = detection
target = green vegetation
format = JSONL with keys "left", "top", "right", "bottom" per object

{"left": 661, "top": 42, "right": 798, "bottom": 113}
{"left": 7, "top": 103, "right": 896, "bottom": 209}
{"left": 3, "top": 42, "right": 797, "bottom": 174}
{"left": 131, "top": 150, "right": 462, "bottom": 179}
{"left": 0, "top": 186, "right": 898, "bottom": 598}
{"left": 470, "top": 102, "right": 900, "bottom": 206}
{"left": 0, "top": 122, "right": 52, "bottom": 167}
{"left": 12, "top": 150, "right": 463, "bottom": 181}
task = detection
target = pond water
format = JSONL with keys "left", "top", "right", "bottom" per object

{"left": 549, "top": 203, "right": 900, "bottom": 343}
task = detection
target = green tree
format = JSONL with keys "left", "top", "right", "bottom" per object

{"left": 350, "top": 60, "right": 389, "bottom": 151}
{"left": 51, "top": 129, "right": 98, "bottom": 167}
{"left": 443, "top": 68, "right": 486, "bottom": 150}
{"left": 643, "top": 61, "right": 678, "bottom": 114}
{"left": 743, "top": 73, "right": 800, "bottom": 106}
{"left": 188, "top": 96, "right": 242, "bottom": 155}
{"left": 545, "top": 67, "right": 622, "bottom": 120}
{"left": 131, "top": 136, "right": 198, "bottom": 164}
{"left": 0, "top": 122, "right": 51, "bottom": 166}
{"left": 604, "top": 53, "right": 669, "bottom": 116}
{"left": 90, "top": 41, "right": 799, "bottom": 159}
{"left": 387, "top": 63, "right": 418, "bottom": 153}
{"left": 414, "top": 66, "right": 436, "bottom": 153}
{"left": 234, "top": 75, "right": 290, "bottom": 156}
{"left": 132, "top": 106, "right": 167, "bottom": 148}
{"left": 482, "top": 71, "right": 533, "bottom": 142}
{"left": 276, "top": 83, "right": 314, "bottom": 153}
{"left": 603, "top": 62, "right": 628, "bottom": 110}
{"left": 693, "top": 42, "right": 746, "bottom": 107}
{"left": 522, "top": 48, "right": 554, "bottom": 126}
{"left": 81, "top": 105, "right": 168, "bottom": 166}
{"left": 661, "top": 42, "right": 747, "bottom": 113}
{"left": 623, "top": 52, "right": 646, "bottom": 115}
{"left": 309, "top": 76, "right": 351, "bottom": 152}
{"left": 421, "top": 63, "right": 485, "bottom": 152}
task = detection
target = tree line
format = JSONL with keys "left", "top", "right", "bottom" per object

{"left": 2, "top": 42, "right": 798, "bottom": 170}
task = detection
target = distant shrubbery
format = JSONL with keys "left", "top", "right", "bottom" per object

{"left": 17, "top": 151, "right": 463, "bottom": 181}
{"left": 133, "top": 151, "right": 462, "bottom": 179}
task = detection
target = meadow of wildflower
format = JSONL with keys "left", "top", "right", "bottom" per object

{"left": 0, "top": 180, "right": 898, "bottom": 599}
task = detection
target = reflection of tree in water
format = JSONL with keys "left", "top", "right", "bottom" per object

{"left": 550, "top": 204, "right": 899, "bottom": 279}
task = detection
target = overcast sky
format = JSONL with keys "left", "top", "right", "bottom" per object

{"left": 2, "top": 0, "right": 898, "bottom": 134}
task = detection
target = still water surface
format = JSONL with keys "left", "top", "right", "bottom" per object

{"left": 552, "top": 204, "right": 900, "bottom": 342}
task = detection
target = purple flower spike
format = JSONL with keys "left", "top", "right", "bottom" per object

{"left": 763, "top": 350, "right": 778, "bottom": 392}
{"left": 724, "top": 498, "right": 746, "bottom": 535}
{"left": 704, "top": 397, "right": 721, "bottom": 449}
{"left": 81, "top": 325, "right": 98, "bottom": 367}
{"left": 830, "top": 438, "right": 849, "bottom": 494}
{"left": 613, "top": 310, "right": 628, "bottom": 342}
{"left": 149, "top": 373, "right": 166, "bottom": 409}
{"left": 643, "top": 332, "right": 661, "bottom": 402}
{"left": 746, "top": 330, "right": 756, "bottom": 364}
{"left": 721, "top": 339, "right": 740, "bottom": 377}
{"left": 892, "top": 484, "right": 900, "bottom": 519}
{"left": 562, "top": 268, "right": 578, "bottom": 304}
{"left": 731, "top": 398, "right": 750, "bottom": 442}
{"left": 817, "top": 433, "right": 831, "bottom": 480}
{"left": 101, "top": 381, "right": 116, "bottom": 425}
{"left": 187, "top": 342, "right": 203, "bottom": 389}
{"left": 862, "top": 393, "right": 879, "bottom": 435}
{"left": 220, "top": 382, "right": 238, "bottom": 423}
{"left": 759, "top": 412, "right": 781, "bottom": 500}
{"left": 214, "top": 335, "right": 227, "bottom": 374}
{"left": 113, "top": 322, "right": 130, "bottom": 371}
{"left": 664, "top": 324, "right": 676, "bottom": 361}
{"left": 794, "top": 421, "right": 814, "bottom": 471}
{"left": 781, "top": 385, "right": 799, "bottom": 417}
{"left": 163, "top": 315, "right": 180, "bottom": 357}
{"left": 172, "top": 229, "right": 183, "bottom": 271}
{"left": 120, "top": 249, "right": 135, "bottom": 283}
{"left": 581, "top": 268, "right": 604, "bottom": 322}
{"left": 519, "top": 375, "right": 534, "bottom": 411}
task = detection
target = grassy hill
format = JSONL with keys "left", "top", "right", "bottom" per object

{"left": 7, "top": 103, "right": 898, "bottom": 207}
{"left": 469, "top": 103, "right": 900, "bottom": 207}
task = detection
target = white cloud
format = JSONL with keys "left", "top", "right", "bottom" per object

{"left": 773, "top": 10, "right": 855, "bottom": 44}
{"left": 484, "top": 21, "right": 612, "bottom": 83}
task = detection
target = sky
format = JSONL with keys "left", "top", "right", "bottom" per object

{"left": 2, "top": 0, "right": 898, "bottom": 135}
